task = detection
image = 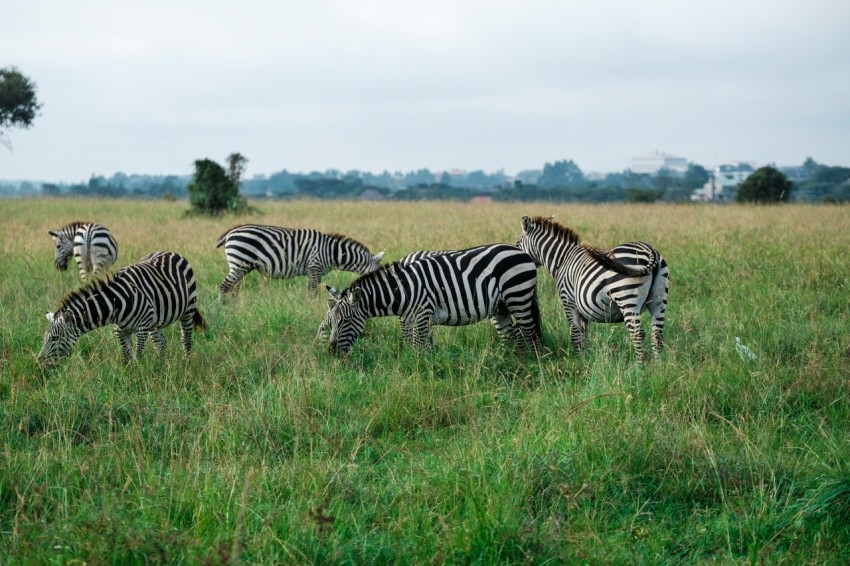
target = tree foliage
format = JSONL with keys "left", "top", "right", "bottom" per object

{"left": 0, "top": 66, "right": 42, "bottom": 149}
{"left": 736, "top": 166, "right": 792, "bottom": 203}
{"left": 226, "top": 152, "right": 249, "bottom": 188}
{"left": 538, "top": 159, "right": 586, "bottom": 188}
{"left": 187, "top": 158, "right": 249, "bottom": 215}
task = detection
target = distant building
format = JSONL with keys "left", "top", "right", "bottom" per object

{"left": 631, "top": 151, "right": 688, "bottom": 175}
{"left": 691, "top": 161, "right": 757, "bottom": 202}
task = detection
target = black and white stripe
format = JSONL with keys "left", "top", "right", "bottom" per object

{"left": 316, "top": 248, "right": 460, "bottom": 341}
{"left": 323, "top": 243, "right": 542, "bottom": 355}
{"left": 48, "top": 221, "right": 118, "bottom": 281}
{"left": 38, "top": 251, "right": 206, "bottom": 365}
{"left": 516, "top": 215, "right": 669, "bottom": 360}
{"left": 215, "top": 224, "right": 385, "bottom": 297}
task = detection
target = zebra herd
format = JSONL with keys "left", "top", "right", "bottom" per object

{"left": 37, "top": 216, "right": 669, "bottom": 366}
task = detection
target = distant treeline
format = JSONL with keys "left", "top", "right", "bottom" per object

{"left": 2, "top": 158, "right": 849, "bottom": 202}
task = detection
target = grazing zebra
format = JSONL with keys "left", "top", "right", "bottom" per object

{"left": 322, "top": 243, "right": 542, "bottom": 355}
{"left": 316, "top": 248, "right": 460, "bottom": 341}
{"left": 38, "top": 251, "right": 206, "bottom": 366}
{"left": 515, "top": 215, "right": 669, "bottom": 360}
{"left": 48, "top": 221, "right": 118, "bottom": 281}
{"left": 215, "top": 224, "right": 385, "bottom": 298}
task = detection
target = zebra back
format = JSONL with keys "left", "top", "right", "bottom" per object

{"left": 73, "top": 223, "right": 118, "bottom": 280}
{"left": 216, "top": 224, "right": 384, "bottom": 296}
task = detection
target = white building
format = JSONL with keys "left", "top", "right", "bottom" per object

{"left": 631, "top": 151, "right": 688, "bottom": 175}
{"left": 691, "top": 161, "right": 758, "bottom": 202}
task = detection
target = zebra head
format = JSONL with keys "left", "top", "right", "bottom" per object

{"left": 325, "top": 285, "right": 367, "bottom": 356}
{"left": 515, "top": 216, "right": 545, "bottom": 266}
{"left": 38, "top": 311, "right": 81, "bottom": 365}
{"left": 49, "top": 230, "right": 74, "bottom": 271}
{"left": 362, "top": 250, "right": 385, "bottom": 274}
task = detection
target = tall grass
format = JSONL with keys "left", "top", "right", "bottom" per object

{"left": 1, "top": 198, "right": 849, "bottom": 563}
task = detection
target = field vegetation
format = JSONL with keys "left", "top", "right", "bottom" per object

{"left": 1, "top": 198, "right": 849, "bottom": 563}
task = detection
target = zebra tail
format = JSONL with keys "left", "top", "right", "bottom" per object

{"left": 214, "top": 225, "right": 242, "bottom": 248}
{"left": 530, "top": 290, "right": 543, "bottom": 340}
{"left": 586, "top": 247, "right": 656, "bottom": 277}
{"left": 193, "top": 310, "right": 208, "bottom": 331}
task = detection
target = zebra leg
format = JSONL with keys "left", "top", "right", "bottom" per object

{"left": 114, "top": 325, "right": 134, "bottom": 364}
{"left": 490, "top": 304, "right": 520, "bottom": 347}
{"left": 399, "top": 316, "right": 414, "bottom": 346}
{"left": 306, "top": 264, "right": 324, "bottom": 297}
{"left": 180, "top": 314, "right": 195, "bottom": 357}
{"left": 623, "top": 312, "right": 647, "bottom": 361}
{"left": 219, "top": 267, "right": 248, "bottom": 298}
{"left": 648, "top": 274, "right": 669, "bottom": 356}
{"left": 135, "top": 330, "right": 149, "bottom": 359}
{"left": 77, "top": 259, "right": 89, "bottom": 282}
{"left": 151, "top": 330, "right": 167, "bottom": 360}
{"left": 563, "top": 300, "right": 588, "bottom": 353}
{"left": 411, "top": 313, "right": 435, "bottom": 350}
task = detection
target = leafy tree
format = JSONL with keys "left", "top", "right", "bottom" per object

{"left": 812, "top": 165, "right": 850, "bottom": 185}
{"left": 226, "top": 152, "right": 249, "bottom": 188}
{"left": 0, "top": 67, "right": 42, "bottom": 150}
{"left": 187, "top": 158, "right": 249, "bottom": 215}
{"left": 802, "top": 156, "right": 819, "bottom": 178}
{"left": 538, "top": 159, "right": 585, "bottom": 188}
{"left": 736, "top": 166, "right": 792, "bottom": 203}
{"left": 683, "top": 163, "right": 709, "bottom": 190}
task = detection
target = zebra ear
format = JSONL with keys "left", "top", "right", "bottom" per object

{"left": 373, "top": 251, "right": 385, "bottom": 262}
{"left": 45, "top": 312, "right": 55, "bottom": 322}
{"left": 521, "top": 216, "right": 532, "bottom": 232}
{"left": 348, "top": 287, "right": 362, "bottom": 305}
{"left": 48, "top": 230, "right": 59, "bottom": 239}
{"left": 325, "top": 285, "right": 342, "bottom": 301}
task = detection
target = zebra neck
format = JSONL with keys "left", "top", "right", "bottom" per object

{"left": 538, "top": 242, "right": 580, "bottom": 280}
{"left": 66, "top": 285, "right": 121, "bottom": 332}
{"left": 358, "top": 269, "right": 408, "bottom": 318}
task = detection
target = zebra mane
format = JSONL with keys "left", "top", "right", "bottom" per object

{"left": 529, "top": 216, "right": 582, "bottom": 246}
{"left": 343, "top": 261, "right": 400, "bottom": 294}
{"left": 56, "top": 275, "right": 113, "bottom": 311}
{"left": 62, "top": 220, "right": 89, "bottom": 229}
{"left": 326, "top": 231, "right": 370, "bottom": 251}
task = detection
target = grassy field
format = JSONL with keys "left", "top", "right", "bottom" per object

{"left": 1, "top": 198, "right": 849, "bottom": 563}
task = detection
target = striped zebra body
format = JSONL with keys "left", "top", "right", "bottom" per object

{"left": 317, "top": 248, "right": 460, "bottom": 341}
{"left": 49, "top": 221, "right": 118, "bottom": 281}
{"left": 215, "top": 224, "right": 385, "bottom": 297}
{"left": 38, "top": 251, "right": 206, "bottom": 365}
{"left": 323, "top": 243, "right": 542, "bottom": 355}
{"left": 516, "top": 215, "right": 669, "bottom": 360}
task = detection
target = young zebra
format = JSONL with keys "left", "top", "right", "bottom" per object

{"left": 48, "top": 221, "right": 118, "bottom": 281}
{"left": 323, "top": 243, "right": 542, "bottom": 356}
{"left": 215, "top": 224, "right": 385, "bottom": 298}
{"left": 516, "top": 215, "right": 669, "bottom": 360}
{"left": 38, "top": 251, "right": 206, "bottom": 366}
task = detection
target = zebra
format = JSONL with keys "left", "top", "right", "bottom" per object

{"left": 48, "top": 221, "right": 118, "bottom": 281}
{"left": 515, "top": 215, "right": 669, "bottom": 360}
{"left": 316, "top": 248, "right": 459, "bottom": 342}
{"left": 215, "top": 224, "right": 385, "bottom": 298}
{"left": 38, "top": 251, "right": 206, "bottom": 366}
{"left": 322, "top": 243, "right": 542, "bottom": 356}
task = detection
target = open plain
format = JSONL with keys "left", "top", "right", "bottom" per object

{"left": 1, "top": 199, "right": 849, "bottom": 563}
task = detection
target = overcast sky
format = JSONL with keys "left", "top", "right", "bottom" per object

{"left": 2, "top": 0, "right": 849, "bottom": 182}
